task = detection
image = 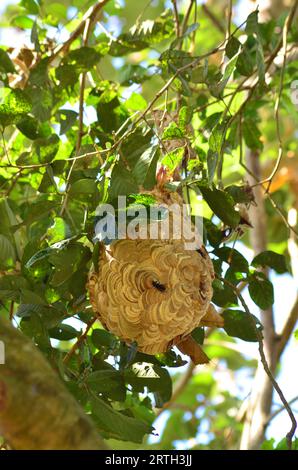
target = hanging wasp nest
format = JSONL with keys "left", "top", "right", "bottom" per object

{"left": 88, "top": 185, "right": 224, "bottom": 364}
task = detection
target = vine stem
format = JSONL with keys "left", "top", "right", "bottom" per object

{"left": 218, "top": 275, "right": 297, "bottom": 449}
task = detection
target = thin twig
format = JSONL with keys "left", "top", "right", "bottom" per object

{"left": 63, "top": 317, "right": 96, "bottom": 365}
{"left": 181, "top": 0, "right": 195, "bottom": 36}
{"left": 202, "top": 4, "right": 225, "bottom": 34}
{"left": 259, "top": 2, "right": 298, "bottom": 192}
{"left": 49, "top": 0, "right": 110, "bottom": 64}
{"left": 219, "top": 276, "right": 297, "bottom": 449}
{"left": 171, "top": 0, "right": 180, "bottom": 37}
{"left": 267, "top": 396, "right": 298, "bottom": 425}
{"left": 220, "top": 0, "right": 233, "bottom": 68}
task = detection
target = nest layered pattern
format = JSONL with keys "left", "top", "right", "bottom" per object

{"left": 88, "top": 188, "right": 215, "bottom": 354}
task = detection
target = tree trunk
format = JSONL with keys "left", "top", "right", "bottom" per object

{"left": 0, "top": 317, "right": 107, "bottom": 450}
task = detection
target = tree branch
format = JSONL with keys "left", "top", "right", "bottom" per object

{"left": 267, "top": 395, "right": 298, "bottom": 426}
{"left": 277, "top": 296, "right": 298, "bottom": 360}
{"left": 220, "top": 277, "right": 297, "bottom": 449}
{"left": 0, "top": 317, "right": 108, "bottom": 449}
{"left": 49, "top": 0, "right": 111, "bottom": 64}
{"left": 201, "top": 4, "right": 225, "bottom": 34}
{"left": 155, "top": 362, "right": 196, "bottom": 418}
{"left": 63, "top": 317, "right": 96, "bottom": 365}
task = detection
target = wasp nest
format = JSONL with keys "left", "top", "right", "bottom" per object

{"left": 88, "top": 187, "right": 223, "bottom": 364}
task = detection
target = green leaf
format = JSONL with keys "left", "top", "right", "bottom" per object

{"left": 109, "top": 162, "right": 138, "bottom": 200}
{"left": 248, "top": 276, "right": 274, "bottom": 310}
{"left": 155, "top": 350, "right": 187, "bottom": 368}
{"left": 245, "top": 10, "right": 265, "bottom": 85}
{"left": 125, "top": 92, "right": 147, "bottom": 111}
{"left": 0, "top": 198, "right": 18, "bottom": 238}
{"left": 28, "top": 86, "right": 53, "bottom": 121}
{"left": 0, "top": 275, "right": 30, "bottom": 302}
{"left": 33, "top": 167, "right": 53, "bottom": 193}
{"left": 69, "top": 179, "right": 99, "bottom": 203}
{"left": 67, "top": 46, "right": 101, "bottom": 72}
{"left": 34, "top": 134, "right": 60, "bottom": 163}
{"left": 41, "top": 307, "right": 66, "bottom": 332}
{"left": 251, "top": 250, "right": 288, "bottom": 274}
{"left": 222, "top": 309, "right": 262, "bottom": 342}
{"left": 261, "top": 438, "right": 276, "bottom": 450}
{"left": 245, "top": 10, "right": 259, "bottom": 35}
{"left": 0, "top": 48, "right": 15, "bottom": 73}
{"left": 20, "top": 289, "right": 45, "bottom": 304}
{"left": 55, "top": 64, "right": 78, "bottom": 88}
{"left": 206, "top": 120, "right": 227, "bottom": 182}
{"left": 57, "top": 110, "right": 78, "bottom": 135}
{"left": 207, "top": 149, "right": 218, "bottom": 183}
{"left": 0, "top": 234, "right": 16, "bottom": 268}
{"left": 23, "top": 199, "right": 58, "bottom": 226}
{"left": 212, "top": 51, "right": 240, "bottom": 97}
{"left": 225, "top": 37, "right": 241, "bottom": 59}
{"left": 212, "top": 280, "right": 238, "bottom": 308}
{"left": 178, "top": 106, "right": 192, "bottom": 131}
{"left": 17, "top": 115, "right": 40, "bottom": 140}
{"left": 132, "top": 145, "right": 158, "bottom": 186}
{"left": 49, "top": 324, "right": 79, "bottom": 340}
{"left": 86, "top": 370, "right": 125, "bottom": 394}
{"left": 20, "top": 313, "right": 51, "bottom": 350}
{"left": 120, "top": 128, "right": 153, "bottom": 169}
{"left": 49, "top": 243, "right": 89, "bottom": 287}
{"left": 162, "top": 122, "right": 184, "bottom": 140}
{"left": 91, "top": 395, "right": 153, "bottom": 443}
{"left": 236, "top": 47, "right": 254, "bottom": 76}
{"left": 162, "top": 147, "right": 184, "bottom": 172}
{"left": 31, "top": 20, "right": 40, "bottom": 52}
{"left": 28, "top": 58, "right": 49, "bottom": 86}
{"left": 91, "top": 329, "right": 117, "bottom": 349}
{"left": 45, "top": 3, "right": 67, "bottom": 23}
{"left": 119, "top": 64, "right": 148, "bottom": 85}
{"left": 213, "top": 247, "right": 249, "bottom": 273}
{"left": 275, "top": 437, "right": 298, "bottom": 450}
{"left": 109, "top": 11, "right": 174, "bottom": 56}
{"left": 256, "top": 40, "right": 265, "bottom": 86}
{"left": 199, "top": 186, "right": 240, "bottom": 228}
{"left": 20, "top": 0, "right": 39, "bottom": 15}
{"left": 225, "top": 185, "right": 254, "bottom": 204}
{"left": 47, "top": 217, "right": 70, "bottom": 244}
{"left": 11, "top": 15, "right": 34, "bottom": 29}
{"left": 191, "top": 327, "right": 205, "bottom": 345}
